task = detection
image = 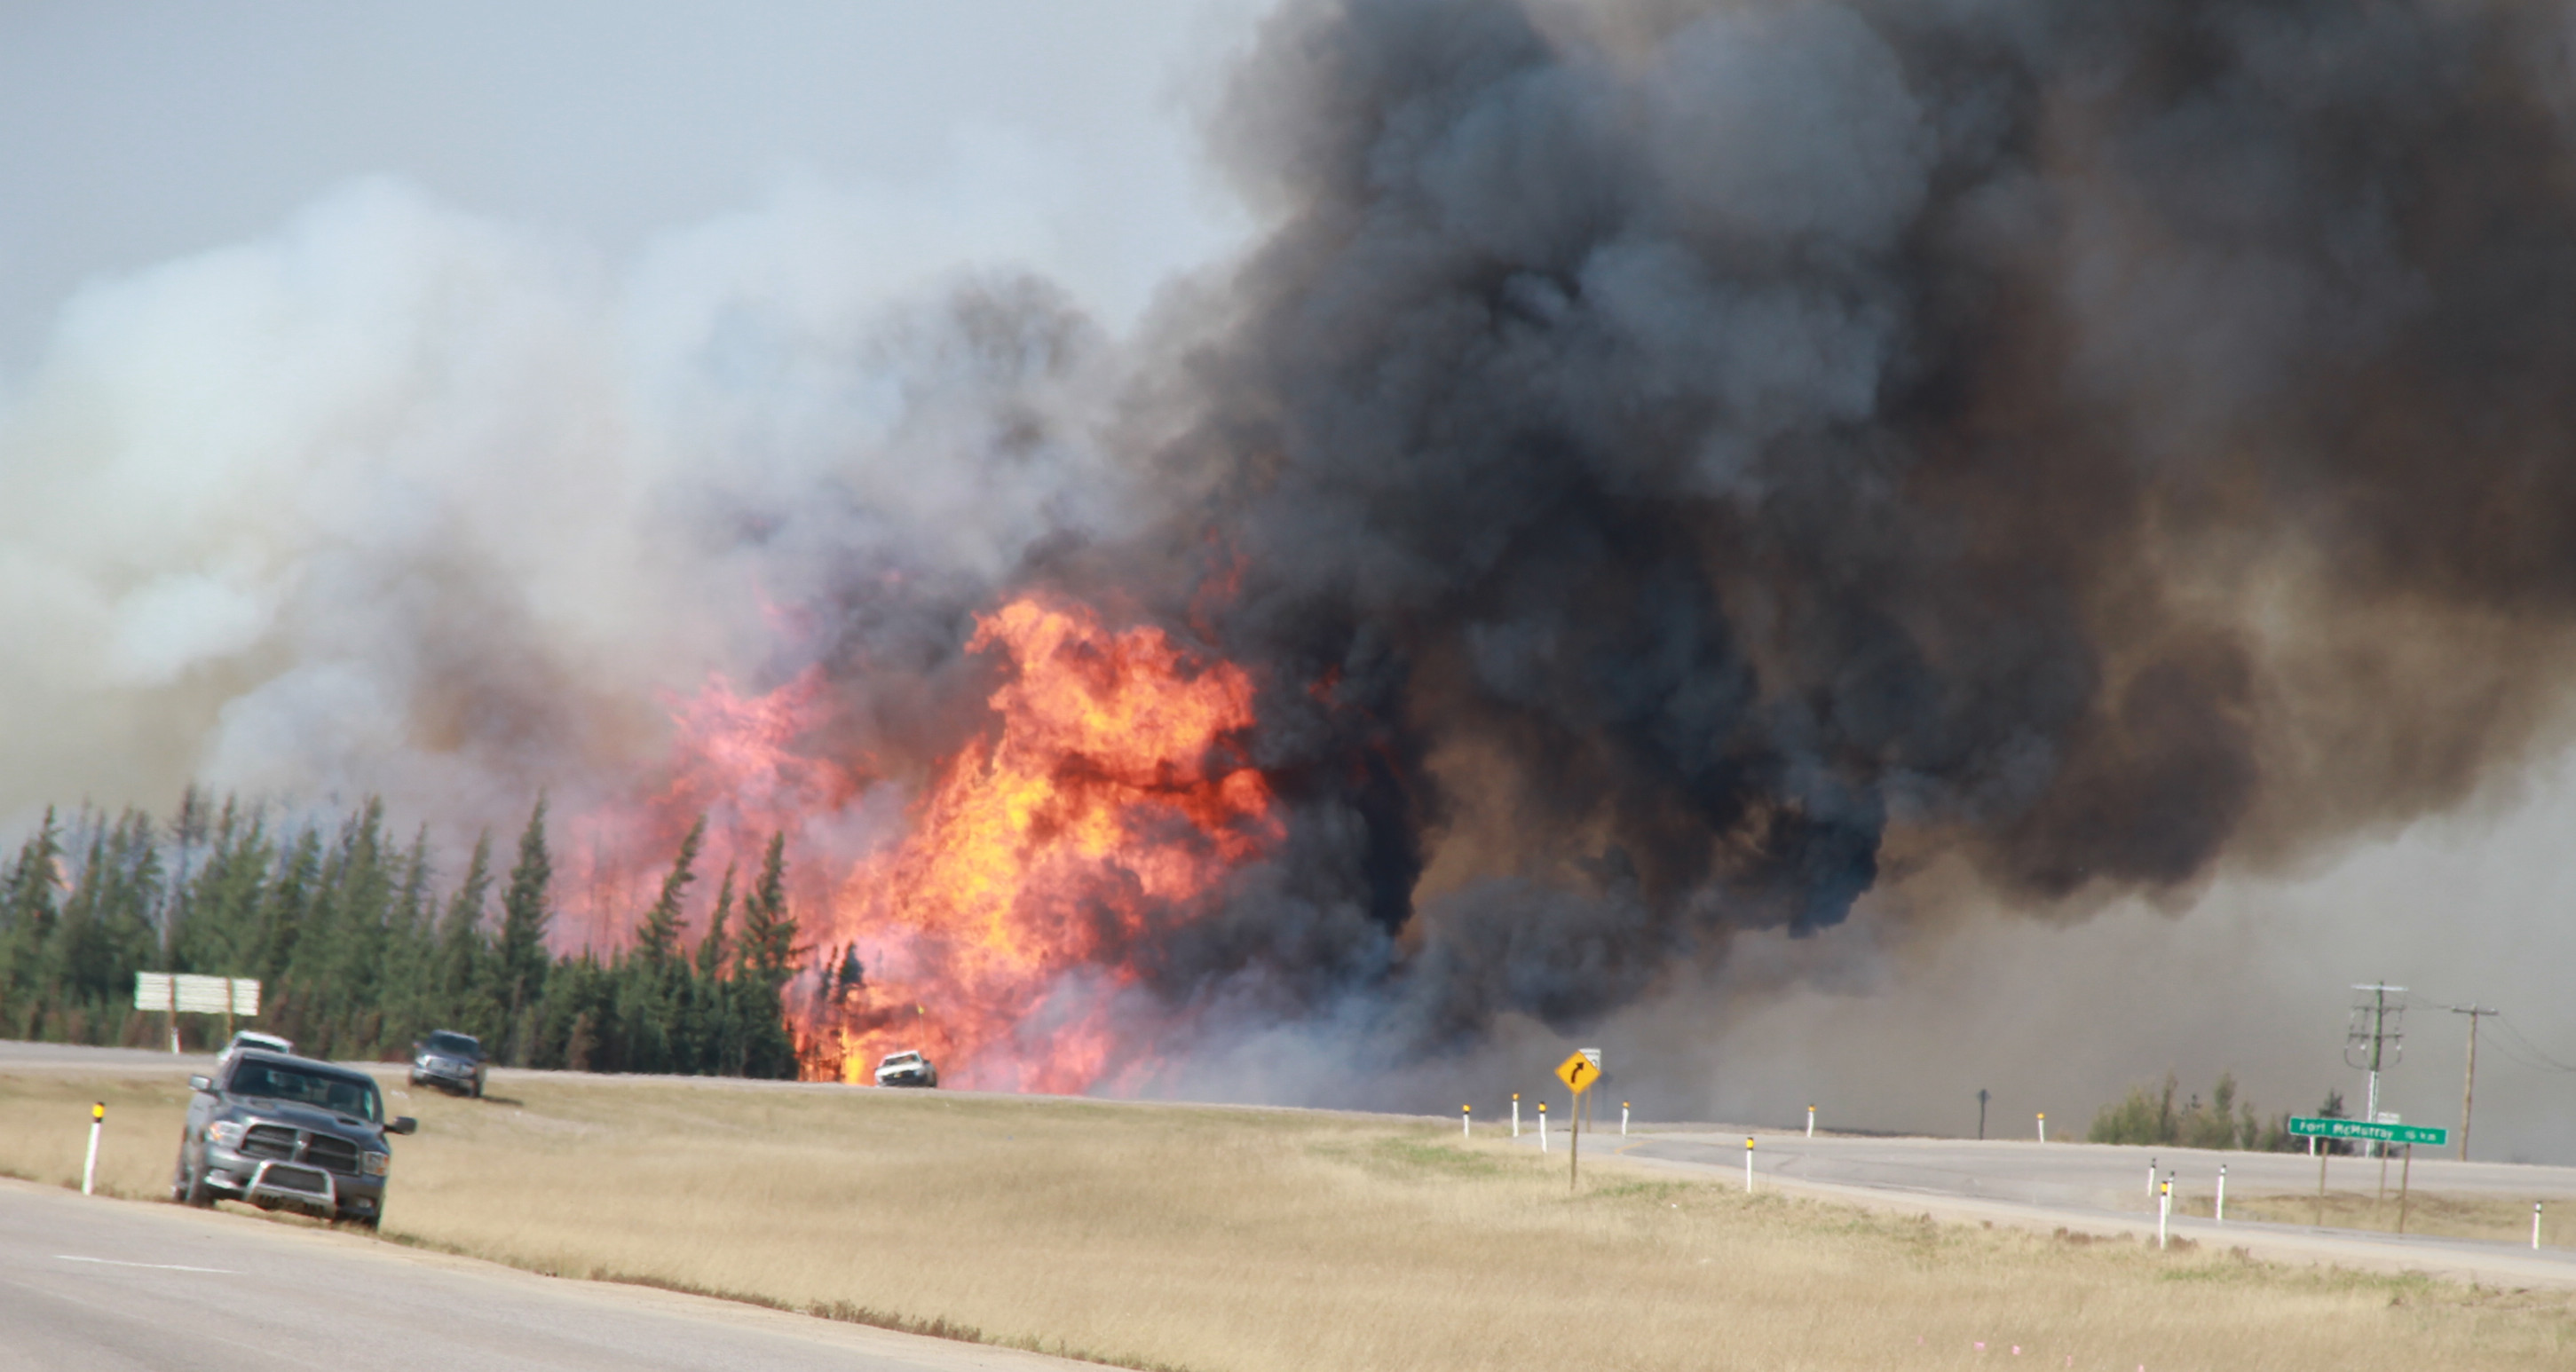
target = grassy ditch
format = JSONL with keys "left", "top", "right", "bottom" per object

{"left": 4, "top": 1067, "right": 2572, "bottom": 1371}
{"left": 2229, "top": 1188, "right": 2574, "bottom": 1248}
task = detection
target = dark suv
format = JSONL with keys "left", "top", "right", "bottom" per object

{"left": 172, "top": 1051, "right": 415, "bottom": 1229}
{"left": 408, "top": 1029, "right": 487, "bottom": 1098}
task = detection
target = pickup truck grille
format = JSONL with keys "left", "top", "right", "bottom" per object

{"left": 304, "top": 1135, "right": 360, "bottom": 1175}
{"left": 238, "top": 1124, "right": 363, "bottom": 1174}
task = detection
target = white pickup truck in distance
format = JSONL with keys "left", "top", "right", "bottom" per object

{"left": 873, "top": 1051, "right": 937, "bottom": 1088}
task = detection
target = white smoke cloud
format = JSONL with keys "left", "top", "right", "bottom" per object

{"left": 0, "top": 171, "right": 1139, "bottom": 837}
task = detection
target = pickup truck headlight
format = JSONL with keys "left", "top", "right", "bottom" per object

{"left": 360, "top": 1150, "right": 390, "bottom": 1177}
{"left": 207, "top": 1120, "right": 246, "bottom": 1148}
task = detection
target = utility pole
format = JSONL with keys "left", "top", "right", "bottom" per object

{"left": 1977, "top": 1088, "right": 1988, "bottom": 1141}
{"left": 2346, "top": 983, "right": 2406, "bottom": 1158}
{"left": 2451, "top": 1005, "right": 2499, "bottom": 1162}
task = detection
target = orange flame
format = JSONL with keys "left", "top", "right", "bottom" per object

{"left": 802, "top": 595, "right": 1276, "bottom": 1091}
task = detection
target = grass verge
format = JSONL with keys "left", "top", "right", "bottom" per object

{"left": 2231, "top": 1187, "right": 2573, "bottom": 1247}
{"left": 4, "top": 1068, "right": 2572, "bottom": 1371}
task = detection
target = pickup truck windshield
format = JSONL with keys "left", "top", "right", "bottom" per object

{"left": 226, "top": 1061, "right": 383, "bottom": 1123}
{"left": 423, "top": 1032, "right": 479, "bottom": 1057}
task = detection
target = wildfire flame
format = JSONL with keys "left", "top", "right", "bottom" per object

{"left": 798, "top": 595, "right": 1276, "bottom": 1090}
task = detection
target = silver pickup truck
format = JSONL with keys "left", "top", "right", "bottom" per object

{"left": 171, "top": 1051, "right": 415, "bottom": 1229}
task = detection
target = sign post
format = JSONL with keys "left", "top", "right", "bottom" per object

{"left": 1554, "top": 1051, "right": 1599, "bottom": 1193}
{"left": 2288, "top": 1117, "right": 2446, "bottom": 1229}
{"left": 2398, "top": 1144, "right": 2415, "bottom": 1234}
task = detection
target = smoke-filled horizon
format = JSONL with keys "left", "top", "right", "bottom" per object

{"left": 8, "top": 1, "right": 2576, "bottom": 1154}
{"left": 1106, "top": 0, "right": 2576, "bottom": 1056}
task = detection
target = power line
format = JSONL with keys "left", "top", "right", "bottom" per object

{"left": 2494, "top": 1013, "right": 2576, "bottom": 1074}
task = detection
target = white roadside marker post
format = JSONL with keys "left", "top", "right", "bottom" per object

{"left": 1807, "top": 1103, "right": 1815, "bottom": 1138}
{"left": 1462, "top": 1104, "right": 1471, "bottom": 1139}
{"left": 2536, "top": 1202, "right": 2545, "bottom": 1251}
{"left": 1538, "top": 1101, "right": 1547, "bottom": 1153}
{"left": 82, "top": 1102, "right": 104, "bottom": 1196}
{"left": 1513, "top": 1092, "right": 1521, "bottom": 1139}
{"left": 1744, "top": 1136, "right": 1755, "bottom": 1194}
{"left": 2148, "top": 1158, "right": 2157, "bottom": 1197}
{"left": 2157, "top": 1175, "right": 2170, "bottom": 1250}
{"left": 2216, "top": 1164, "right": 2227, "bottom": 1222}
{"left": 1622, "top": 1101, "right": 1630, "bottom": 1137}
{"left": 2037, "top": 1112, "right": 2047, "bottom": 1143}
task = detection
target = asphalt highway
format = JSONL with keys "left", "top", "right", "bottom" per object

{"left": 0, "top": 1178, "right": 1087, "bottom": 1372}
{"left": 1569, "top": 1125, "right": 2576, "bottom": 1289}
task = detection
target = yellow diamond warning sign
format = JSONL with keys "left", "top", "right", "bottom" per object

{"left": 1555, "top": 1051, "right": 1599, "bottom": 1095}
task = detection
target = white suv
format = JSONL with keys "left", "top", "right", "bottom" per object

{"left": 873, "top": 1051, "right": 938, "bottom": 1088}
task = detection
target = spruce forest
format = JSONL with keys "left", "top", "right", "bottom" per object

{"left": 0, "top": 791, "right": 803, "bottom": 1077}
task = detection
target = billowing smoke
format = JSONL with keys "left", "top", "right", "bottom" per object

{"left": 0, "top": 176, "right": 1138, "bottom": 887}
{"left": 12, "top": 1, "right": 2576, "bottom": 1108}
{"left": 1113, "top": 0, "right": 2576, "bottom": 1061}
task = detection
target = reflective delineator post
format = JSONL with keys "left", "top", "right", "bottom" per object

{"left": 1744, "top": 1135, "right": 1755, "bottom": 1193}
{"left": 2216, "top": 1164, "right": 2227, "bottom": 1222}
{"left": 1622, "top": 1101, "right": 1630, "bottom": 1137}
{"left": 1513, "top": 1092, "right": 1521, "bottom": 1139}
{"left": 1462, "top": 1104, "right": 1471, "bottom": 1139}
{"left": 2148, "top": 1158, "right": 2158, "bottom": 1197}
{"left": 1806, "top": 1103, "right": 1815, "bottom": 1138}
{"left": 1538, "top": 1101, "right": 1547, "bottom": 1153}
{"left": 82, "top": 1102, "right": 104, "bottom": 1196}
{"left": 2036, "top": 1111, "right": 2047, "bottom": 1143}
{"left": 2535, "top": 1202, "right": 2544, "bottom": 1250}
{"left": 2158, "top": 1175, "right": 2170, "bottom": 1250}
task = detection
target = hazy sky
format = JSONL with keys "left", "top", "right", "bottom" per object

{"left": 0, "top": 1, "right": 1265, "bottom": 362}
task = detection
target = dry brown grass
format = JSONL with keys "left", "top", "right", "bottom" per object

{"left": 5, "top": 1067, "right": 2572, "bottom": 1371}
{"left": 2231, "top": 1187, "right": 2574, "bottom": 1248}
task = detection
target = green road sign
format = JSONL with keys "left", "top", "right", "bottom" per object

{"left": 2288, "top": 1116, "right": 2448, "bottom": 1147}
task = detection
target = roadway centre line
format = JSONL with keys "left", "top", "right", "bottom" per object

{"left": 56, "top": 1255, "right": 236, "bottom": 1273}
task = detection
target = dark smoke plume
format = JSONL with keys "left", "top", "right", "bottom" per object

{"left": 1085, "top": 0, "right": 2576, "bottom": 1053}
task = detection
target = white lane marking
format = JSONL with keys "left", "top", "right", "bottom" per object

{"left": 56, "top": 1255, "right": 236, "bottom": 1273}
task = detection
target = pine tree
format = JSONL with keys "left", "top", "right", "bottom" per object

{"left": 695, "top": 866, "right": 734, "bottom": 982}
{"left": 731, "top": 832, "right": 802, "bottom": 1078}
{"left": 496, "top": 799, "right": 555, "bottom": 1066}
{"left": 634, "top": 817, "right": 706, "bottom": 971}
{"left": 0, "top": 809, "right": 64, "bottom": 1038}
